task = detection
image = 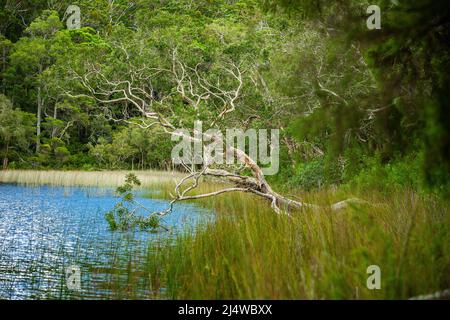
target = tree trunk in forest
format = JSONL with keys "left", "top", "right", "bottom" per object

{"left": 36, "top": 85, "right": 42, "bottom": 153}
{"left": 35, "top": 63, "right": 44, "bottom": 153}
{"left": 2, "top": 46, "right": 6, "bottom": 94}
{"left": 52, "top": 103, "right": 58, "bottom": 138}
{"left": 2, "top": 141, "right": 9, "bottom": 170}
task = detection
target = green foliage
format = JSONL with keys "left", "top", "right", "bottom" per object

{"left": 0, "top": 0, "right": 449, "bottom": 300}
{"left": 0, "top": 95, "right": 36, "bottom": 168}
{"left": 261, "top": 0, "right": 450, "bottom": 194}
{"left": 89, "top": 126, "right": 173, "bottom": 170}
{"left": 105, "top": 173, "right": 163, "bottom": 232}
{"left": 357, "top": 1, "right": 450, "bottom": 193}
{"left": 287, "top": 157, "right": 342, "bottom": 190}
{"left": 0, "top": 0, "right": 449, "bottom": 197}
{"left": 345, "top": 153, "right": 424, "bottom": 193}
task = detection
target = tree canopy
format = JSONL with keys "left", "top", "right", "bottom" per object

{"left": 0, "top": 0, "right": 448, "bottom": 195}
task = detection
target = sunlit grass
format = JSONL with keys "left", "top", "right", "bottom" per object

{"left": 0, "top": 169, "right": 184, "bottom": 188}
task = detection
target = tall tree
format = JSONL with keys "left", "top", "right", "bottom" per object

{"left": 4, "top": 10, "right": 63, "bottom": 152}
{"left": 0, "top": 94, "right": 35, "bottom": 168}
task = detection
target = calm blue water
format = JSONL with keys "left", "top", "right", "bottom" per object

{"left": 0, "top": 184, "right": 211, "bottom": 299}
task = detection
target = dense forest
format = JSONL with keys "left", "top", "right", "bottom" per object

{"left": 1, "top": 0, "right": 450, "bottom": 301}
{"left": 0, "top": 0, "right": 449, "bottom": 195}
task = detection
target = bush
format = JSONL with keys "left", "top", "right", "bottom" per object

{"left": 106, "top": 173, "right": 164, "bottom": 232}
{"left": 286, "top": 157, "right": 343, "bottom": 190}
{"left": 346, "top": 153, "right": 423, "bottom": 193}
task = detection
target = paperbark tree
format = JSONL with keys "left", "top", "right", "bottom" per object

{"left": 65, "top": 49, "right": 361, "bottom": 216}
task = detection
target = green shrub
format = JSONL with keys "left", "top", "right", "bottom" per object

{"left": 347, "top": 153, "right": 423, "bottom": 193}
{"left": 106, "top": 173, "right": 164, "bottom": 232}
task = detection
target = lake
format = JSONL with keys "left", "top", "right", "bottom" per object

{"left": 0, "top": 184, "right": 211, "bottom": 299}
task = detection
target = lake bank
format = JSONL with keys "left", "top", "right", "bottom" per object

{"left": 0, "top": 170, "right": 184, "bottom": 188}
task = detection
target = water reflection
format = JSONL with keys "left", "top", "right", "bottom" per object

{"left": 0, "top": 184, "right": 210, "bottom": 299}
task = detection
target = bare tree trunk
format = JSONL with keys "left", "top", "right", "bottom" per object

{"left": 36, "top": 63, "right": 44, "bottom": 153}
{"left": 282, "top": 133, "right": 297, "bottom": 168}
{"left": 2, "top": 141, "right": 9, "bottom": 170}
{"left": 36, "top": 84, "right": 42, "bottom": 153}
{"left": 52, "top": 103, "right": 58, "bottom": 138}
{"left": 1, "top": 45, "right": 6, "bottom": 94}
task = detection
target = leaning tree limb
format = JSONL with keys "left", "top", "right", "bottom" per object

{"left": 64, "top": 48, "right": 364, "bottom": 216}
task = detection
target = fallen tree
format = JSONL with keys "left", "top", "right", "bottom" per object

{"left": 65, "top": 48, "right": 362, "bottom": 216}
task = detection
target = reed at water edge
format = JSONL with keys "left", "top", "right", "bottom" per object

{"left": 0, "top": 169, "right": 184, "bottom": 188}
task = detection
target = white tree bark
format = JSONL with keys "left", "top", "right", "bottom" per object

{"left": 65, "top": 49, "right": 361, "bottom": 216}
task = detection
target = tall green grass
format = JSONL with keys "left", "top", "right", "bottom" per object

{"left": 142, "top": 187, "right": 450, "bottom": 299}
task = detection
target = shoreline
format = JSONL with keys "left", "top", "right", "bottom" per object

{"left": 0, "top": 169, "right": 184, "bottom": 188}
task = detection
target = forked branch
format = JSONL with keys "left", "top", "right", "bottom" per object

{"left": 68, "top": 51, "right": 363, "bottom": 216}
